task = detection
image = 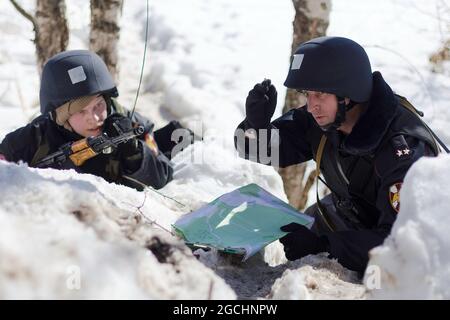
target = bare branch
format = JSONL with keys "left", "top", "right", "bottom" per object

{"left": 9, "top": 0, "right": 38, "bottom": 34}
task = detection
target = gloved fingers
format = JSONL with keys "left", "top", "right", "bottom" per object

{"left": 103, "top": 114, "right": 133, "bottom": 137}
{"left": 267, "top": 84, "right": 277, "bottom": 102}
{"left": 119, "top": 138, "right": 141, "bottom": 158}
{"left": 249, "top": 85, "right": 268, "bottom": 98}
{"left": 250, "top": 79, "right": 272, "bottom": 96}
{"left": 279, "top": 234, "right": 288, "bottom": 245}
{"left": 279, "top": 232, "right": 296, "bottom": 246}
{"left": 260, "top": 79, "right": 272, "bottom": 88}
{"left": 282, "top": 244, "right": 298, "bottom": 261}
{"left": 280, "top": 222, "right": 305, "bottom": 233}
{"left": 284, "top": 250, "right": 296, "bottom": 261}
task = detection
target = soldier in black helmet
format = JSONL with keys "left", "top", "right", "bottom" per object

{"left": 235, "top": 36, "right": 445, "bottom": 274}
{"left": 0, "top": 50, "right": 186, "bottom": 190}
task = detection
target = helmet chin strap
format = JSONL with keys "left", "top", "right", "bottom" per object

{"left": 103, "top": 94, "right": 113, "bottom": 116}
{"left": 320, "top": 97, "right": 356, "bottom": 132}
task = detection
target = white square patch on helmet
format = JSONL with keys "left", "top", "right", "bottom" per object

{"left": 291, "top": 54, "right": 304, "bottom": 70}
{"left": 68, "top": 66, "right": 87, "bottom": 84}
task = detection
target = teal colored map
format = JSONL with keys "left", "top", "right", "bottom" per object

{"left": 173, "top": 184, "right": 314, "bottom": 260}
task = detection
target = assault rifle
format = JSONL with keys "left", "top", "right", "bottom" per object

{"left": 35, "top": 125, "right": 144, "bottom": 168}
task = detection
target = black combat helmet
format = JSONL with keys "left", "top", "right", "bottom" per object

{"left": 284, "top": 36, "right": 373, "bottom": 103}
{"left": 39, "top": 50, "right": 118, "bottom": 114}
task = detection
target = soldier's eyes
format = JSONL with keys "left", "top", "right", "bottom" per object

{"left": 93, "top": 101, "right": 106, "bottom": 112}
{"left": 296, "top": 90, "right": 329, "bottom": 99}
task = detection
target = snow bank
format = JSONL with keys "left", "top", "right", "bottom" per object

{"left": 366, "top": 154, "right": 450, "bottom": 299}
{"left": 0, "top": 137, "right": 289, "bottom": 299}
{"left": 0, "top": 161, "right": 236, "bottom": 299}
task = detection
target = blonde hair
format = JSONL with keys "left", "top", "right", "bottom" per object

{"left": 55, "top": 95, "right": 99, "bottom": 131}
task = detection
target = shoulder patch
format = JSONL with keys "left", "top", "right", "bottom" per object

{"left": 391, "top": 135, "right": 413, "bottom": 160}
{"left": 389, "top": 182, "right": 402, "bottom": 213}
{"left": 145, "top": 133, "right": 159, "bottom": 156}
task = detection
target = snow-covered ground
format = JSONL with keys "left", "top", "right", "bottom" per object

{"left": 0, "top": 0, "right": 449, "bottom": 299}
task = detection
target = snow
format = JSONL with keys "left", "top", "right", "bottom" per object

{"left": 196, "top": 250, "right": 365, "bottom": 299}
{"left": 0, "top": 0, "right": 449, "bottom": 299}
{"left": 0, "top": 161, "right": 236, "bottom": 299}
{"left": 366, "top": 154, "right": 450, "bottom": 299}
{"left": 328, "top": 0, "right": 450, "bottom": 143}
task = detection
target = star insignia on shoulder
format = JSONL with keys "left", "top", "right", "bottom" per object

{"left": 391, "top": 135, "right": 412, "bottom": 160}
{"left": 395, "top": 148, "right": 412, "bottom": 158}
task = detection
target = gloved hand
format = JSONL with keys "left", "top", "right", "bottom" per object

{"left": 279, "top": 222, "right": 329, "bottom": 261}
{"left": 102, "top": 113, "right": 140, "bottom": 158}
{"left": 245, "top": 79, "right": 277, "bottom": 129}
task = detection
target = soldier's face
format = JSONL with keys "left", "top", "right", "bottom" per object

{"left": 305, "top": 91, "right": 338, "bottom": 127}
{"left": 68, "top": 96, "right": 107, "bottom": 137}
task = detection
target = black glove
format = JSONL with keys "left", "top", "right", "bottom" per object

{"left": 102, "top": 113, "right": 140, "bottom": 158}
{"left": 279, "top": 222, "right": 329, "bottom": 261}
{"left": 153, "top": 120, "right": 195, "bottom": 160}
{"left": 245, "top": 79, "right": 277, "bottom": 129}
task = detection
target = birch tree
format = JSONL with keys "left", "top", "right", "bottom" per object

{"left": 278, "top": 0, "right": 331, "bottom": 210}
{"left": 9, "top": 0, "right": 69, "bottom": 74}
{"left": 89, "top": 0, "right": 123, "bottom": 81}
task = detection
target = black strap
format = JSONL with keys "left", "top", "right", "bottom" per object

{"left": 30, "top": 128, "right": 50, "bottom": 167}
{"left": 396, "top": 95, "right": 448, "bottom": 154}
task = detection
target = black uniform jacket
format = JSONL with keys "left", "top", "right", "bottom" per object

{"left": 0, "top": 100, "right": 173, "bottom": 191}
{"left": 235, "top": 71, "right": 439, "bottom": 272}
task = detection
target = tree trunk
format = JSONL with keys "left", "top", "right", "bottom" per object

{"left": 429, "top": 39, "right": 450, "bottom": 73}
{"left": 89, "top": 0, "right": 123, "bottom": 81}
{"left": 278, "top": 0, "right": 331, "bottom": 210}
{"left": 35, "top": 0, "right": 69, "bottom": 74}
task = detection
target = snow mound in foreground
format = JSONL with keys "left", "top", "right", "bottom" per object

{"left": 0, "top": 161, "right": 236, "bottom": 299}
{"left": 0, "top": 138, "right": 290, "bottom": 299}
{"left": 0, "top": 139, "right": 366, "bottom": 299}
{"left": 195, "top": 249, "right": 364, "bottom": 300}
{"left": 366, "top": 154, "right": 450, "bottom": 299}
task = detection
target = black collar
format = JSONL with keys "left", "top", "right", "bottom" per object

{"left": 54, "top": 122, "right": 84, "bottom": 142}
{"left": 340, "top": 71, "right": 398, "bottom": 155}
